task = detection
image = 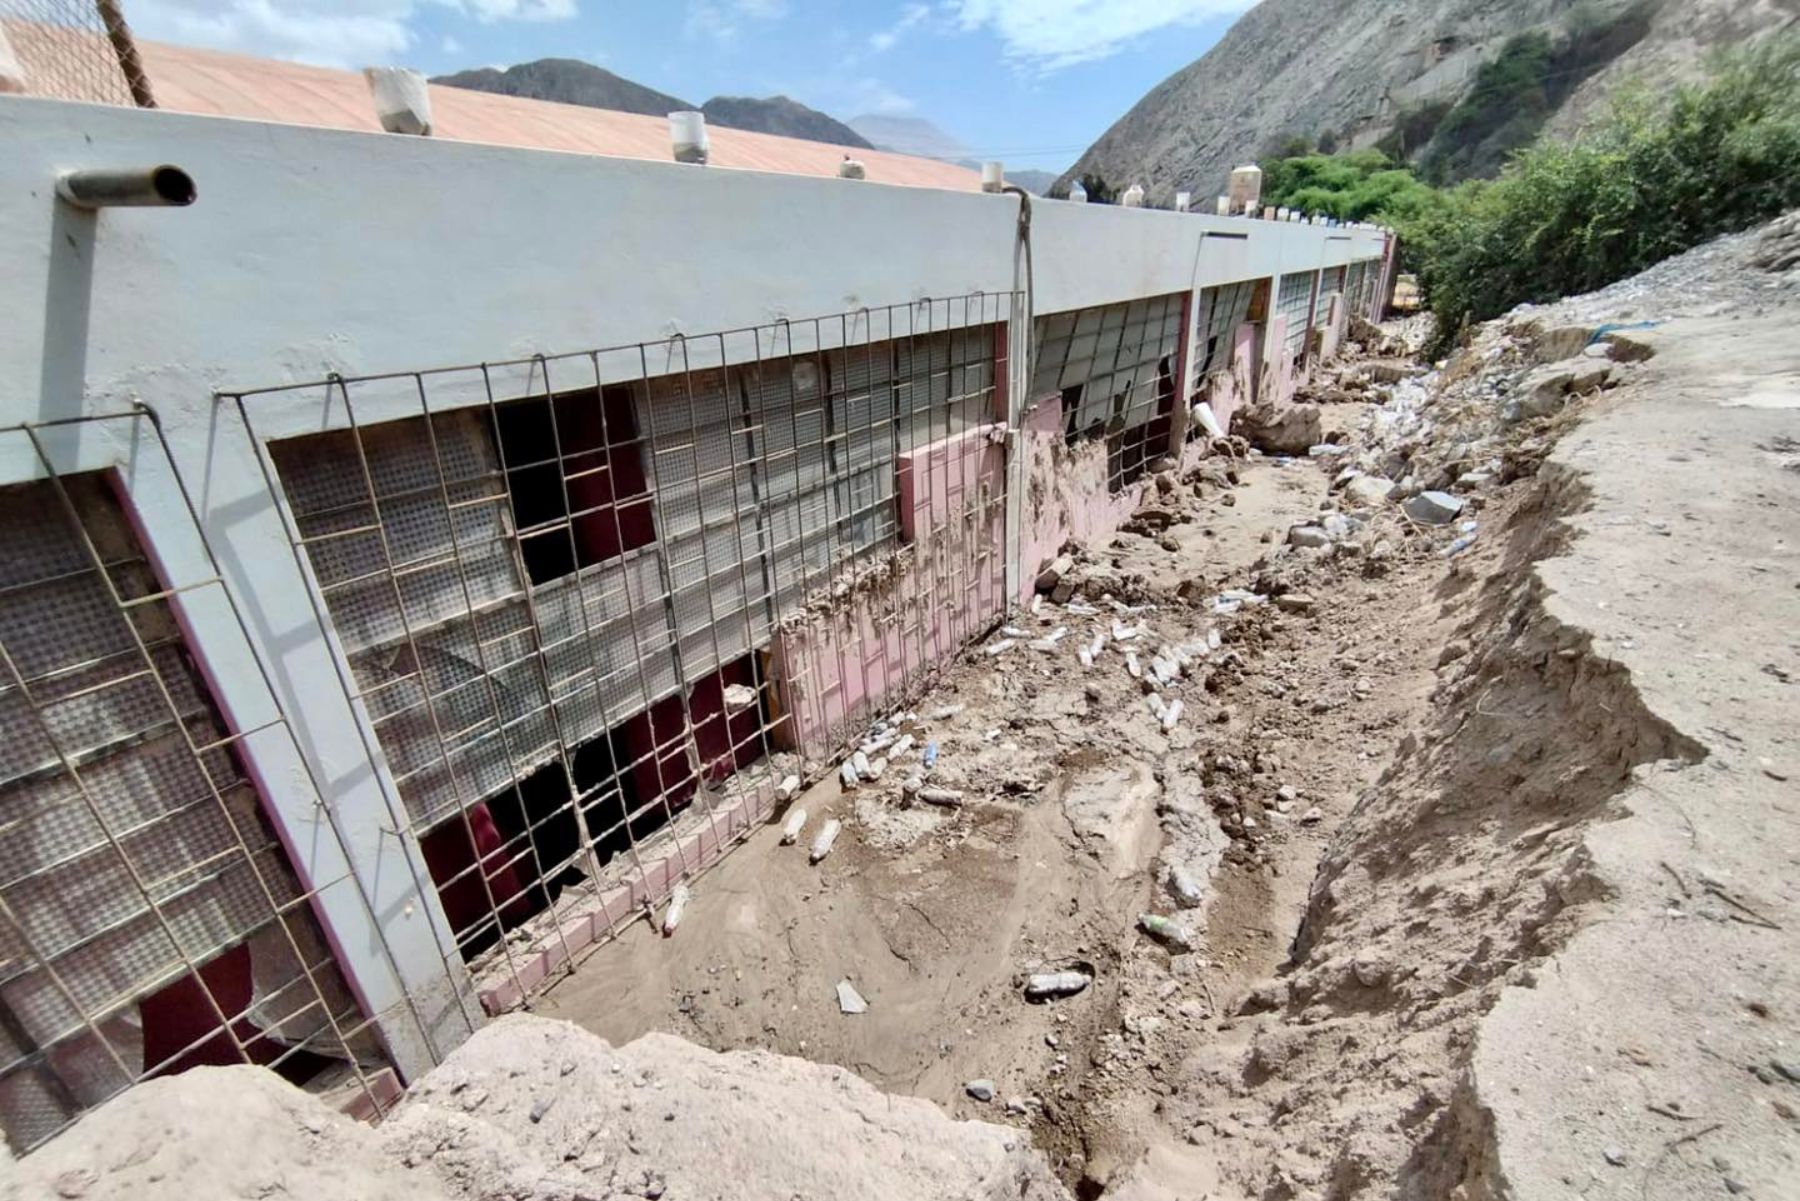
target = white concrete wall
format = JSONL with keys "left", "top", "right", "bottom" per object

{"left": 0, "top": 95, "right": 1390, "bottom": 1080}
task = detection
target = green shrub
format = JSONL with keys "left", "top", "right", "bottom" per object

{"left": 1403, "top": 36, "right": 1800, "bottom": 349}
{"left": 1263, "top": 149, "right": 1438, "bottom": 223}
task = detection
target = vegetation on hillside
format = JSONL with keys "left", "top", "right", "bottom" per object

{"left": 1258, "top": 38, "right": 1800, "bottom": 349}
{"left": 1407, "top": 36, "right": 1800, "bottom": 345}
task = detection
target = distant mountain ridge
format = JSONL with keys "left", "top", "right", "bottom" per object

{"left": 432, "top": 58, "right": 867, "bottom": 148}
{"left": 434, "top": 59, "right": 687, "bottom": 118}
{"left": 847, "top": 114, "right": 971, "bottom": 161}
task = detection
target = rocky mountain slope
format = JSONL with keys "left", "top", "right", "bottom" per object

{"left": 1062, "top": 0, "right": 1797, "bottom": 204}
{"left": 434, "top": 58, "right": 687, "bottom": 118}
{"left": 700, "top": 95, "right": 871, "bottom": 148}
{"left": 433, "top": 59, "right": 870, "bottom": 148}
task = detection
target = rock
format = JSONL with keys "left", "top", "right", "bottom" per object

{"left": 1599, "top": 330, "right": 1656, "bottom": 362}
{"left": 836, "top": 980, "right": 868, "bottom": 1015}
{"left": 1603, "top": 1146, "right": 1627, "bottom": 1168}
{"left": 1299, "top": 806, "right": 1324, "bottom": 825}
{"left": 1437, "top": 641, "right": 1470, "bottom": 667}
{"left": 1343, "top": 474, "right": 1394, "bottom": 508}
{"left": 1516, "top": 365, "right": 1576, "bottom": 417}
{"left": 1365, "top": 359, "right": 1415, "bottom": 384}
{"left": 1288, "top": 525, "right": 1332, "bottom": 549}
{"left": 1532, "top": 325, "right": 1593, "bottom": 364}
{"left": 1275, "top": 784, "right": 1298, "bottom": 803}
{"left": 965, "top": 1080, "right": 996, "bottom": 1103}
{"left": 1403, "top": 491, "right": 1465, "bottom": 525}
{"left": 1568, "top": 362, "right": 1613, "bottom": 393}
{"left": 1274, "top": 593, "right": 1315, "bottom": 614}
{"left": 1233, "top": 402, "right": 1323, "bottom": 455}
{"left": 722, "top": 683, "right": 757, "bottom": 711}
{"left": 1321, "top": 512, "right": 1361, "bottom": 541}
{"left": 1350, "top": 952, "right": 1389, "bottom": 988}
{"left": 1034, "top": 554, "right": 1074, "bottom": 594}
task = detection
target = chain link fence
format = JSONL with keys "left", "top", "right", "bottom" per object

{"left": 1, "top": 0, "right": 155, "bottom": 107}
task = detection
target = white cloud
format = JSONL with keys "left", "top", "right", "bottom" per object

{"left": 951, "top": 0, "right": 1253, "bottom": 71}
{"left": 128, "top": 0, "right": 576, "bottom": 69}
{"left": 684, "top": 0, "right": 790, "bottom": 43}
{"left": 868, "top": 2, "right": 930, "bottom": 53}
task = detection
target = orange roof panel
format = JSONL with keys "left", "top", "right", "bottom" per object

{"left": 1, "top": 22, "right": 980, "bottom": 191}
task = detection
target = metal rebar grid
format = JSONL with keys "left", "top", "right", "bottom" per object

{"left": 1030, "top": 292, "right": 1185, "bottom": 494}
{"left": 1276, "top": 272, "right": 1316, "bottom": 363}
{"left": 0, "top": 410, "right": 421, "bottom": 1155}
{"left": 232, "top": 293, "right": 1016, "bottom": 1011}
{"left": 0, "top": 1, "right": 152, "bottom": 106}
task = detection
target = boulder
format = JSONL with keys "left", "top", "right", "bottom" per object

{"left": 1233, "top": 402, "right": 1322, "bottom": 455}
{"left": 1531, "top": 325, "right": 1593, "bottom": 364}
{"left": 1288, "top": 525, "right": 1332, "bottom": 549}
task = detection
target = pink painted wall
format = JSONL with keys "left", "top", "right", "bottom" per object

{"left": 772, "top": 424, "right": 1005, "bottom": 756}
{"left": 1259, "top": 316, "right": 1295, "bottom": 411}
{"left": 1198, "top": 323, "right": 1260, "bottom": 435}
{"left": 1017, "top": 396, "right": 1150, "bottom": 602}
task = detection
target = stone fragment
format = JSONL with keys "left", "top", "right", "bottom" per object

{"left": 965, "top": 1080, "right": 995, "bottom": 1103}
{"left": 1343, "top": 474, "right": 1394, "bottom": 508}
{"left": 1035, "top": 555, "right": 1074, "bottom": 594}
{"left": 1274, "top": 593, "right": 1315, "bottom": 614}
{"left": 837, "top": 980, "right": 868, "bottom": 1015}
{"left": 1403, "top": 491, "right": 1465, "bottom": 525}
{"left": 1288, "top": 525, "right": 1332, "bottom": 549}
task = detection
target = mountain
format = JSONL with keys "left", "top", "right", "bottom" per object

{"left": 1060, "top": 0, "right": 1796, "bottom": 206}
{"left": 433, "top": 59, "right": 690, "bottom": 117}
{"left": 701, "top": 96, "right": 871, "bottom": 148}
{"left": 1005, "top": 169, "right": 1060, "bottom": 195}
{"left": 433, "top": 60, "right": 868, "bottom": 148}
{"left": 848, "top": 114, "right": 972, "bottom": 161}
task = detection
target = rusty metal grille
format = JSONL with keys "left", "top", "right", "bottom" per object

{"left": 0, "top": 411, "right": 424, "bottom": 1155}
{"left": 1030, "top": 292, "right": 1183, "bottom": 492}
{"left": 234, "top": 293, "right": 1015, "bottom": 1013}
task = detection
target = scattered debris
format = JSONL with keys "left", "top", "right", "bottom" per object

{"left": 837, "top": 980, "right": 868, "bottom": 1015}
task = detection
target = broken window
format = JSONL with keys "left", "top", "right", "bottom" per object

{"left": 0, "top": 470, "right": 374, "bottom": 1153}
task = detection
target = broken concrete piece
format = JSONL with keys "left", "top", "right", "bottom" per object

{"left": 836, "top": 980, "right": 868, "bottom": 1015}
{"left": 722, "top": 683, "right": 757, "bottom": 712}
{"left": 1403, "top": 491, "right": 1465, "bottom": 525}
{"left": 916, "top": 787, "right": 965, "bottom": 808}
{"left": 809, "top": 819, "right": 841, "bottom": 863}
{"left": 1034, "top": 555, "right": 1074, "bottom": 594}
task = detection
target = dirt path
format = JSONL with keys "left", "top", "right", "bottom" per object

{"left": 537, "top": 217, "right": 1800, "bottom": 1200}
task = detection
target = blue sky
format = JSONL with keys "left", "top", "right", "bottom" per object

{"left": 127, "top": 1, "right": 1257, "bottom": 172}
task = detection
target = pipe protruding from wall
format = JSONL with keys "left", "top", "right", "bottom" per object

{"left": 364, "top": 67, "right": 432, "bottom": 135}
{"left": 56, "top": 165, "right": 196, "bottom": 209}
{"left": 981, "top": 161, "right": 1005, "bottom": 193}
{"left": 670, "top": 111, "right": 709, "bottom": 164}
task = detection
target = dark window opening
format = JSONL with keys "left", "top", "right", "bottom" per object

{"left": 493, "top": 384, "right": 655, "bottom": 586}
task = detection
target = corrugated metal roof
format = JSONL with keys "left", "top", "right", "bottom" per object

{"left": 1, "top": 21, "right": 981, "bottom": 191}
